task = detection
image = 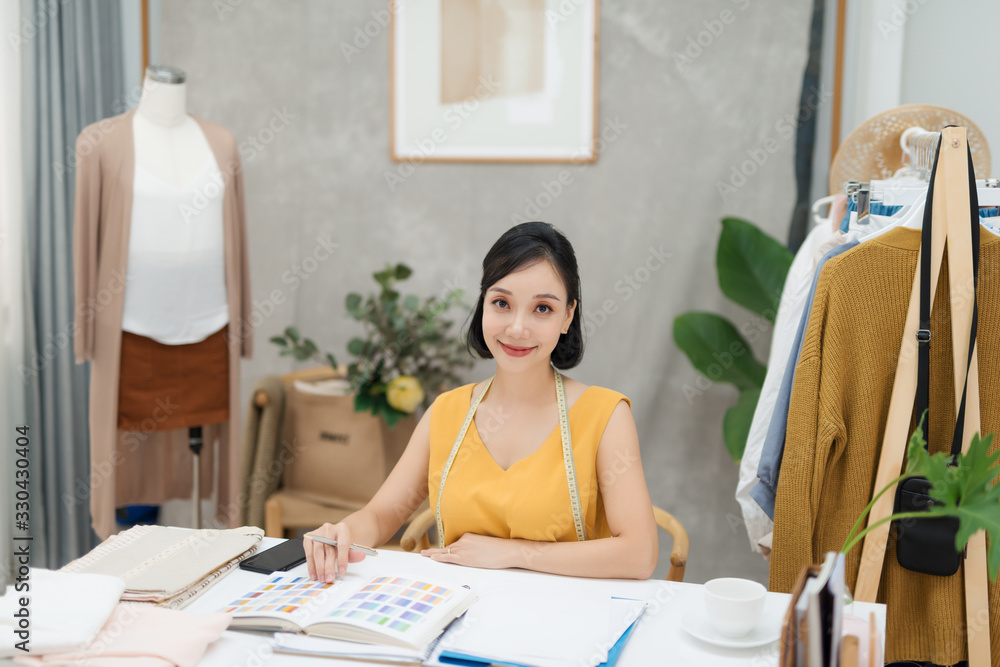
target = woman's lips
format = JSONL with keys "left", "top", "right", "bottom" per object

{"left": 500, "top": 342, "right": 534, "bottom": 357}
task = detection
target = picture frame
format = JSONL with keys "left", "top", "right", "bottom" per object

{"left": 390, "top": 0, "right": 599, "bottom": 163}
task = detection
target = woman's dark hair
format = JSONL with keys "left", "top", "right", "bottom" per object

{"left": 466, "top": 221, "right": 584, "bottom": 369}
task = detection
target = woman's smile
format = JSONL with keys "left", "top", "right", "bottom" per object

{"left": 499, "top": 341, "right": 535, "bottom": 357}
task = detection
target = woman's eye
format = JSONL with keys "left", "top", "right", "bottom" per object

{"left": 491, "top": 298, "right": 508, "bottom": 309}
{"left": 536, "top": 304, "right": 552, "bottom": 314}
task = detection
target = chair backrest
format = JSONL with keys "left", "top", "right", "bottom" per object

{"left": 400, "top": 505, "right": 690, "bottom": 581}
{"left": 652, "top": 506, "right": 689, "bottom": 582}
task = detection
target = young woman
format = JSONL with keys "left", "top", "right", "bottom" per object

{"left": 304, "top": 222, "right": 658, "bottom": 581}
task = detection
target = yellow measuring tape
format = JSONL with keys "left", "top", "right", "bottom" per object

{"left": 434, "top": 371, "right": 587, "bottom": 548}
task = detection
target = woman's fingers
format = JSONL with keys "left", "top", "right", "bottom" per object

{"left": 302, "top": 523, "right": 374, "bottom": 581}
{"left": 420, "top": 546, "right": 460, "bottom": 562}
{"left": 304, "top": 533, "right": 316, "bottom": 580}
{"left": 305, "top": 523, "right": 345, "bottom": 582}
{"left": 335, "top": 525, "right": 351, "bottom": 578}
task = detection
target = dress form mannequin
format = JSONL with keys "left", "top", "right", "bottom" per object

{"left": 134, "top": 66, "right": 213, "bottom": 187}
{"left": 130, "top": 65, "right": 221, "bottom": 529}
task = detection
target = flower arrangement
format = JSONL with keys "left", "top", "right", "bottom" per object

{"left": 271, "top": 263, "right": 474, "bottom": 428}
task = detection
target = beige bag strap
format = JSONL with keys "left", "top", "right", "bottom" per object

{"left": 854, "top": 141, "right": 949, "bottom": 602}
{"left": 945, "top": 128, "right": 989, "bottom": 666}
{"left": 854, "top": 127, "right": 990, "bottom": 665}
{"left": 961, "top": 344, "right": 989, "bottom": 666}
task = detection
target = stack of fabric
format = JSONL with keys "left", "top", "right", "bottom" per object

{"left": 0, "top": 569, "right": 230, "bottom": 665}
{"left": 61, "top": 524, "right": 264, "bottom": 608}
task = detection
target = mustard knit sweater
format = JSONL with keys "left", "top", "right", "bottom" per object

{"left": 770, "top": 225, "right": 1000, "bottom": 665}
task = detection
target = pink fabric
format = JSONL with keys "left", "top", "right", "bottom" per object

{"left": 15, "top": 604, "right": 231, "bottom": 667}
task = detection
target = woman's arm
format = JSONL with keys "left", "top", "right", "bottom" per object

{"left": 424, "top": 400, "right": 660, "bottom": 579}
{"left": 305, "top": 405, "right": 432, "bottom": 581}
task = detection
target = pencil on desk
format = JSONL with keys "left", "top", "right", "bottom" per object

{"left": 304, "top": 534, "right": 379, "bottom": 556}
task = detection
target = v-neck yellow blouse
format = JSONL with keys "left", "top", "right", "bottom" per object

{"left": 427, "top": 382, "right": 630, "bottom": 547}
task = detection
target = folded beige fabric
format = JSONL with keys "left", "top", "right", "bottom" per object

{"left": 14, "top": 604, "right": 231, "bottom": 667}
{"left": 62, "top": 525, "right": 263, "bottom": 608}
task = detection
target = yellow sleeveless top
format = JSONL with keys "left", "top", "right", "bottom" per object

{"left": 427, "top": 383, "right": 630, "bottom": 546}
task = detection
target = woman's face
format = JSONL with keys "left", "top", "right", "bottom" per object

{"left": 481, "top": 260, "right": 576, "bottom": 369}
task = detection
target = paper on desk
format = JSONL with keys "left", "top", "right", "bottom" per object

{"left": 435, "top": 580, "right": 632, "bottom": 667}
{"left": 272, "top": 633, "right": 425, "bottom": 663}
{"left": 603, "top": 599, "right": 646, "bottom": 657}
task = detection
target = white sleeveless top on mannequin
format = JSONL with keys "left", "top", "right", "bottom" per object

{"left": 121, "top": 154, "right": 229, "bottom": 344}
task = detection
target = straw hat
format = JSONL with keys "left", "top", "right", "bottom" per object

{"left": 829, "top": 104, "right": 991, "bottom": 194}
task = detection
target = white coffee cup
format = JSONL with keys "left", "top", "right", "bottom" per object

{"left": 703, "top": 578, "right": 767, "bottom": 638}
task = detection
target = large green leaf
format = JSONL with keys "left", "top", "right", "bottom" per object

{"left": 394, "top": 264, "right": 413, "bottom": 280}
{"left": 346, "top": 293, "right": 362, "bottom": 312}
{"left": 672, "top": 312, "right": 766, "bottom": 391}
{"left": 903, "top": 425, "right": 1000, "bottom": 581}
{"left": 354, "top": 392, "right": 374, "bottom": 413}
{"left": 717, "top": 218, "right": 793, "bottom": 322}
{"left": 722, "top": 388, "right": 760, "bottom": 462}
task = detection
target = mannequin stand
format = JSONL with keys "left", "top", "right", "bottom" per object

{"left": 189, "top": 426, "right": 203, "bottom": 528}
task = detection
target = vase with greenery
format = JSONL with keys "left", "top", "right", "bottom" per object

{"left": 271, "top": 263, "right": 474, "bottom": 428}
{"left": 672, "top": 217, "right": 793, "bottom": 461}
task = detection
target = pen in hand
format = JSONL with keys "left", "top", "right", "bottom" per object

{"left": 304, "top": 534, "right": 379, "bottom": 557}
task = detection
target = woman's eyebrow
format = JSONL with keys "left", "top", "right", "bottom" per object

{"left": 488, "top": 287, "right": 561, "bottom": 301}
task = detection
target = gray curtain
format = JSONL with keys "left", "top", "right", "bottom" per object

{"left": 22, "top": 0, "right": 127, "bottom": 568}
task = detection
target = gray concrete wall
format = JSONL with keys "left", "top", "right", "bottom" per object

{"left": 160, "top": 0, "right": 812, "bottom": 584}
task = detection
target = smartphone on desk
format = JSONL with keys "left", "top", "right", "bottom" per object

{"left": 239, "top": 538, "right": 307, "bottom": 574}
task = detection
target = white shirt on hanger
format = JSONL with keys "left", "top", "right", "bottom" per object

{"left": 735, "top": 219, "right": 838, "bottom": 556}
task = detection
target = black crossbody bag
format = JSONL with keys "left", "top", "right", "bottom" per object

{"left": 893, "top": 137, "right": 981, "bottom": 578}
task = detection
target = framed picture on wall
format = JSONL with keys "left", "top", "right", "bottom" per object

{"left": 391, "top": 0, "right": 599, "bottom": 163}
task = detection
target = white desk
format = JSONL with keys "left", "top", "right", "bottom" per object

{"left": 185, "top": 538, "right": 885, "bottom": 666}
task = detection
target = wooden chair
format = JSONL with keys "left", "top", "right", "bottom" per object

{"left": 400, "top": 505, "right": 690, "bottom": 581}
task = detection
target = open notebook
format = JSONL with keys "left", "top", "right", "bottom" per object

{"left": 223, "top": 573, "right": 477, "bottom": 653}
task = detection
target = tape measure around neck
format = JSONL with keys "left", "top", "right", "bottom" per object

{"left": 434, "top": 371, "right": 587, "bottom": 548}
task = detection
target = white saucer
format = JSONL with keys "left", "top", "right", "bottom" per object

{"left": 680, "top": 596, "right": 783, "bottom": 649}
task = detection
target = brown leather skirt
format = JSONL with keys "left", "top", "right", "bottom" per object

{"left": 117, "top": 326, "right": 230, "bottom": 431}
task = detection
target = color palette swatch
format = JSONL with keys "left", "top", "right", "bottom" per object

{"left": 322, "top": 576, "right": 457, "bottom": 634}
{"left": 219, "top": 575, "right": 335, "bottom": 614}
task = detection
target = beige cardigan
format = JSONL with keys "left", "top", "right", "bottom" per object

{"left": 73, "top": 108, "right": 252, "bottom": 539}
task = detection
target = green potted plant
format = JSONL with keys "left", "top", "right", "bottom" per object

{"left": 672, "top": 217, "right": 793, "bottom": 461}
{"left": 271, "top": 263, "right": 474, "bottom": 427}
{"left": 842, "top": 421, "right": 1000, "bottom": 576}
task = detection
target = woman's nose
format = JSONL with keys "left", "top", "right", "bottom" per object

{"left": 506, "top": 310, "right": 529, "bottom": 339}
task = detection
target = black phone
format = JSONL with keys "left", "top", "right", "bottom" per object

{"left": 239, "top": 538, "right": 307, "bottom": 574}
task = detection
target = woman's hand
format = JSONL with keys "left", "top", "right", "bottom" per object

{"left": 304, "top": 522, "right": 367, "bottom": 582}
{"left": 420, "top": 533, "right": 519, "bottom": 570}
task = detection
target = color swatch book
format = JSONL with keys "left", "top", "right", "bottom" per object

{"left": 220, "top": 573, "right": 478, "bottom": 652}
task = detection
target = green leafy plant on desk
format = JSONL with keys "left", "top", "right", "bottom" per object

{"left": 672, "top": 217, "right": 793, "bottom": 462}
{"left": 841, "top": 420, "right": 1000, "bottom": 579}
{"left": 270, "top": 263, "right": 474, "bottom": 428}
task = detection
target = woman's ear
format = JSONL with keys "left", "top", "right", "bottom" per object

{"left": 563, "top": 299, "right": 577, "bottom": 333}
